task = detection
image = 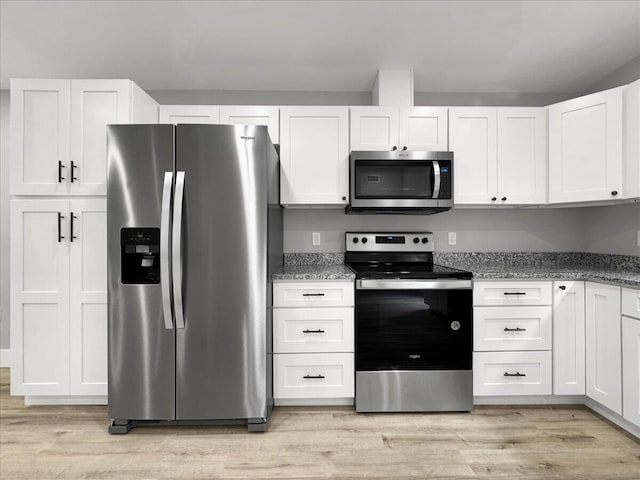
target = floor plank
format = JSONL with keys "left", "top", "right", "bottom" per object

{"left": 1, "top": 368, "right": 638, "bottom": 479}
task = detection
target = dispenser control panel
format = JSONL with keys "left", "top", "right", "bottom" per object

{"left": 121, "top": 228, "right": 160, "bottom": 284}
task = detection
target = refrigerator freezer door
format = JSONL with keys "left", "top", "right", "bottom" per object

{"left": 107, "top": 124, "right": 176, "bottom": 421}
{"left": 175, "top": 125, "right": 268, "bottom": 420}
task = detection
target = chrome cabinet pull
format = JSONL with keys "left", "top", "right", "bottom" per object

{"left": 503, "top": 327, "right": 526, "bottom": 332}
{"left": 303, "top": 329, "right": 325, "bottom": 334}
{"left": 303, "top": 374, "right": 325, "bottom": 379}
{"left": 503, "top": 292, "right": 526, "bottom": 296}
{"left": 504, "top": 372, "right": 526, "bottom": 377}
{"left": 302, "top": 293, "right": 325, "bottom": 297}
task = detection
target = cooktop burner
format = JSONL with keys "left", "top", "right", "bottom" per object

{"left": 344, "top": 231, "right": 473, "bottom": 280}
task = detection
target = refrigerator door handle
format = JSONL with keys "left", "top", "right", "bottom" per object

{"left": 172, "top": 171, "right": 186, "bottom": 329}
{"left": 160, "top": 171, "right": 174, "bottom": 330}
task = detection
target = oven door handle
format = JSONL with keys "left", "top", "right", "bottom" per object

{"left": 357, "top": 279, "right": 472, "bottom": 290}
{"left": 432, "top": 160, "right": 441, "bottom": 199}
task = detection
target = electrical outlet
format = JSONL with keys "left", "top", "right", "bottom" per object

{"left": 448, "top": 232, "right": 457, "bottom": 245}
{"left": 312, "top": 232, "right": 321, "bottom": 246}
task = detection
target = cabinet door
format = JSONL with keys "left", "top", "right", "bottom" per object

{"left": 159, "top": 105, "right": 220, "bottom": 124}
{"left": 497, "top": 107, "right": 547, "bottom": 205}
{"left": 586, "top": 282, "right": 622, "bottom": 414}
{"left": 69, "top": 199, "right": 108, "bottom": 396}
{"left": 70, "top": 80, "right": 131, "bottom": 196}
{"left": 398, "top": 107, "right": 448, "bottom": 150}
{"left": 622, "top": 315, "right": 640, "bottom": 426}
{"left": 10, "top": 79, "right": 71, "bottom": 195}
{"left": 548, "top": 87, "right": 623, "bottom": 203}
{"left": 280, "top": 107, "right": 349, "bottom": 206}
{"left": 553, "top": 281, "right": 585, "bottom": 395}
{"left": 350, "top": 107, "right": 399, "bottom": 151}
{"left": 449, "top": 107, "right": 498, "bottom": 205}
{"left": 10, "top": 200, "right": 70, "bottom": 396}
{"left": 220, "top": 106, "right": 279, "bottom": 144}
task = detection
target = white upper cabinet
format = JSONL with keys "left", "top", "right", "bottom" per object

{"left": 10, "top": 79, "right": 71, "bottom": 195}
{"left": 280, "top": 106, "right": 350, "bottom": 207}
{"left": 350, "top": 107, "right": 399, "bottom": 151}
{"left": 398, "top": 107, "right": 448, "bottom": 150}
{"left": 449, "top": 107, "right": 498, "bottom": 205}
{"left": 350, "top": 106, "right": 448, "bottom": 151}
{"left": 219, "top": 106, "right": 280, "bottom": 144}
{"left": 624, "top": 79, "right": 640, "bottom": 199}
{"left": 548, "top": 87, "right": 624, "bottom": 203}
{"left": 159, "top": 105, "right": 220, "bottom": 124}
{"left": 11, "top": 78, "right": 158, "bottom": 196}
{"left": 585, "top": 282, "right": 622, "bottom": 414}
{"left": 497, "top": 108, "right": 547, "bottom": 204}
{"left": 70, "top": 80, "right": 131, "bottom": 196}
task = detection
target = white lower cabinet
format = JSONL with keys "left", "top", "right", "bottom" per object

{"left": 10, "top": 199, "right": 107, "bottom": 399}
{"left": 273, "top": 280, "right": 354, "bottom": 404}
{"left": 553, "top": 281, "right": 586, "bottom": 395}
{"left": 586, "top": 282, "right": 622, "bottom": 414}
{"left": 474, "top": 351, "right": 552, "bottom": 396}
{"left": 473, "top": 280, "right": 553, "bottom": 397}
{"left": 274, "top": 353, "right": 354, "bottom": 400}
{"left": 622, "top": 315, "right": 640, "bottom": 426}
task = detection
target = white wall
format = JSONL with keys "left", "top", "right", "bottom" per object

{"left": 582, "top": 203, "right": 640, "bottom": 256}
{"left": 283, "top": 208, "right": 586, "bottom": 253}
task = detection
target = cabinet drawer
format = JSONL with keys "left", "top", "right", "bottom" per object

{"left": 473, "top": 351, "right": 552, "bottom": 396}
{"left": 622, "top": 288, "right": 640, "bottom": 320}
{"left": 474, "top": 306, "right": 552, "bottom": 351}
{"left": 273, "top": 281, "right": 354, "bottom": 307}
{"left": 473, "top": 281, "right": 552, "bottom": 306}
{"left": 273, "top": 353, "right": 354, "bottom": 399}
{"left": 274, "top": 308, "right": 354, "bottom": 353}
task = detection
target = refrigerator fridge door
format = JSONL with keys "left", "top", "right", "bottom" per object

{"left": 175, "top": 125, "right": 269, "bottom": 421}
{"left": 107, "top": 124, "right": 176, "bottom": 421}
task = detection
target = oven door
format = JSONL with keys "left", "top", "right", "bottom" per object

{"left": 355, "top": 279, "right": 472, "bottom": 372}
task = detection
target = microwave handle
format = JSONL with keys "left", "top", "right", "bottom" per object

{"left": 432, "top": 161, "right": 441, "bottom": 199}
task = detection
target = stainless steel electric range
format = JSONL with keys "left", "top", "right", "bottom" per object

{"left": 345, "top": 232, "right": 474, "bottom": 413}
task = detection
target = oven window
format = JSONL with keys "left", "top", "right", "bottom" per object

{"left": 354, "top": 161, "right": 433, "bottom": 199}
{"left": 356, "top": 289, "right": 472, "bottom": 371}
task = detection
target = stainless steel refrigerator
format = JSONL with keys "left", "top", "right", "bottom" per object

{"left": 106, "top": 124, "right": 282, "bottom": 433}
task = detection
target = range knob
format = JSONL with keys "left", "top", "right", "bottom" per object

{"left": 352, "top": 237, "right": 359, "bottom": 244}
{"left": 421, "top": 237, "right": 429, "bottom": 244}
{"left": 413, "top": 237, "right": 420, "bottom": 244}
{"left": 361, "top": 237, "right": 368, "bottom": 244}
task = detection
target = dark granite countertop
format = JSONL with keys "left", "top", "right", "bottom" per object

{"left": 272, "top": 263, "right": 355, "bottom": 281}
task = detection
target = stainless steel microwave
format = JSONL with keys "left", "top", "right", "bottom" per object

{"left": 347, "top": 151, "right": 453, "bottom": 214}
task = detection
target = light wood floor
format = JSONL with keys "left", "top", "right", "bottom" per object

{"left": 1, "top": 369, "right": 638, "bottom": 479}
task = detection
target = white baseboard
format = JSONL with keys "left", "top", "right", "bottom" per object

{"left": 584, "top": 398, "right": 640, "bottom": 438}
{"left": 0, "top": 349, "right": 11, "bottom": 368}
{"left": 474, "top": 395, "right": 585, "bottom": 405}
{"left": 24, "top": 395, "right": 107, "bottom": 406}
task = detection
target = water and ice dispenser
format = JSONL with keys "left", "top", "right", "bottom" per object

{"left": 120, "top": 228, "right": 160, "bottom": 284}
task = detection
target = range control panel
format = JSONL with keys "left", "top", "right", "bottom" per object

{"left": 346, "top": 232, "right": 434, "bottom": 252}
{"left": 121, "top": 228, "right": 160, "bottom": 284}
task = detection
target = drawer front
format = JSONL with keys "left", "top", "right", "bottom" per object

{"left": 273, "top": 281, "right": 354, "bottom": 307}
{"left": 474, "top": 306, "right": 552, "bottom": 351}
{"left": 273, "top": 307, "right": 354, "bottom": 353}
{"left": 622, "top": 288, "right": 640, "bottom": 320}
{"left": 473, "top": 281, "right": 552, "bottom": 306}
{"left": 273, "top": 353, "right": 354, "bottom": 399}
{"left": 473, "top": 351, "right": 552, "bottom": 396}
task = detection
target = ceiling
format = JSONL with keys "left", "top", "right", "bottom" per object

{"left": 1, "top": 0, "right": 639, "bottom": 93}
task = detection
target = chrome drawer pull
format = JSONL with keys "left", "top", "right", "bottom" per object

{"left": 302, "top": 293, "right": 325, "bottom": 297}
{"left": 504, "top": 372, "right": 526, "bottom": 377}
{"left": 303, "top": 329, "right": 325, "bottom": 334}
{"left": 503, "top": 292, "right": 527, "bottom": 296}
{"left": 303, "top": 374, "right": 325, "bottom": 379}
{"left": 503, "top": 327, "right": 526, "bottom": 332}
